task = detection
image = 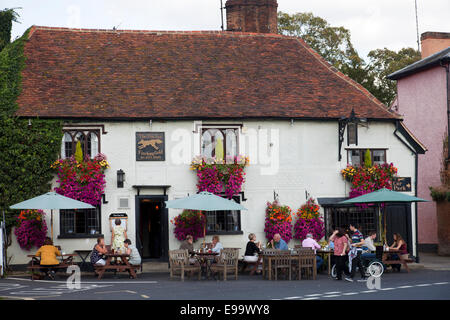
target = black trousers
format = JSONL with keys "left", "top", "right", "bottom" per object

{"left": 335, "top": 255, "right": 346, "bottom": 280}
{"left": 350, "top": 251, "right": 365, "bottom": 278}
{"left": 40, "top": 265, "right": 58, "bottom": 274}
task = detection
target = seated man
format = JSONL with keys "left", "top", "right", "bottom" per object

{"left": 180, "top": 234, "right": 197, "bottom": 264}
{"left": 124, "top": 239, "right": 141, "bottom": 266}
{"left": 361, "top": 231, "right": 377, "bottom": 260}
{"left": 270, "top": 233, "right": 288, "bottom": 250}
{"left": 35, "top": 237, "right": 61, "bottom": 280}
{"left": 301, "top": 233, "right": 323, "bottom": 270}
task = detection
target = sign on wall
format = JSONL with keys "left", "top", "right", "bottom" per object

{"left": 136, "top": 132, "right": 165, "bottom": 161}
{"left": 392, "top": 177, "right": 412, "bottom": 192}
{"left": 109, "top": 213, "right": 128, "bottom": 231}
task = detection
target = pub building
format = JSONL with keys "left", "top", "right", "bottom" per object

{"left": 8, "top": 0, "right": 426, "bottom": 265}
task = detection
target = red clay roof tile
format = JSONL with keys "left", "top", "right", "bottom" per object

{"left": 16, "top": 26, "right": 399, "bottom": 120}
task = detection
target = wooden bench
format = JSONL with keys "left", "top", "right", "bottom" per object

{"left": 383, "top": 257, "right": 414, "bottom": 273}
{"left": 27, "top": 254, "right": 76, "bottom": 280}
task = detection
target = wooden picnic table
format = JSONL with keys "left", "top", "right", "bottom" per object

{"left": 382, "top": 248, "right": 414, "bottom": 272}
{"left": 74, "top": 250, "right": 93, "bottom": 271}
{"left": 94, "top": 252, "right": 139, "bottom": 279}
{"left": 27, "top": 253, "right": 77, "bottom": 279}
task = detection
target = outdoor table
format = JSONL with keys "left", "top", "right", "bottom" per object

{"left": 74, "top": 250, "right": 93, "bottom": 271}
{"left": 27, "top": 253, "right": 77, "bottom": 262}
{"left": 95, "top": 252, "right": 138, "bottom": 279}
{"left": 260, "top": 251, "right": 299, "bottom": 281}
{"left": 317, "top": 249, "right": 334, "bottom": 275}
{"left": 194, "top": 252, "right": 219, "bottom": 280}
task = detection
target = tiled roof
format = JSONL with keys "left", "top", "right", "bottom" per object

{"left": 16, "top": 26, "right": 398, "bottom": 120}
{"left": 388, "top": 46, "right": 450, "bottom": 80}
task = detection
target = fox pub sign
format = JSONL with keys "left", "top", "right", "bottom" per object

{"left": 136, "top": 132, "right": 165, "bottom": 161}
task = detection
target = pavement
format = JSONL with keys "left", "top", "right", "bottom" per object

{"left": 0, "top": 252, "right": 448, "bottom": 300}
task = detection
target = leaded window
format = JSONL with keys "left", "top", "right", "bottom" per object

{"left": 61, "top": 130, "right": 100, "bottom": 159}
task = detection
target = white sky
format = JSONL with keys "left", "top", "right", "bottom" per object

{"left": 3, "top": 0, "right": 450, "bottom": 58}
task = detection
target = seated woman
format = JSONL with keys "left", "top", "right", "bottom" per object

{"left": 211, "top": 235, "right": 223, "bottom": 254}
{"left": 91, "top": 236, "right": 108, "bottom": 267}
{"left": 124, "top": 239, "right": 141, "bottom": 266}
{"left": 35, "top": 237, "right": 61, "bottom": 280}
{"left": 244, "top": 233, "right": 262, "bottom": 274}
{"left": 244, "top": 233, "right": 261, "bottom": 262}
{"left": 384, "top": 233, "right": 408, "bottom": 272}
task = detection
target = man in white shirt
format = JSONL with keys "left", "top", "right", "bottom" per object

{"left": 362, "top": 231, "right": 377, "bottom": 260}
{"left": 301, "top": 233, "right": 323, "bottom": 270}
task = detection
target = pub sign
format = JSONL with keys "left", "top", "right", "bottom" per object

{"left": 392, "top": 177, "right": 412, "bottom": 192}
{"left": 136, "top": 132, "right": 165, "bottom": 161}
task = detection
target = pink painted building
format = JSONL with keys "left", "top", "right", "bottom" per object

{"left": 389, "top": 34, "right": 450, "bottom": 252}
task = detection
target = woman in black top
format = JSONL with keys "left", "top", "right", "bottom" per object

{"left": 244, "top": 233, "right": 261, "bottom": 261}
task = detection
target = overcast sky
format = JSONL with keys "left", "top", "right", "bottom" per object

{"left": 3, "top": 0, "right": 450, "bottom": 58}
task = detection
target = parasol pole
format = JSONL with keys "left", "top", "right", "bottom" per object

{"left": 51, "top": 209, "right": 53, "bottom": 241}
{"left": 203, "top": 210, "right": 206, "bottom": 249}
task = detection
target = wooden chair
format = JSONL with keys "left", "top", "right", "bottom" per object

{"left": 272, "top": 250, "right": 292, "bottom": 281}
{"left": 210, "top": 248, "right": 239, "bottom": 281}
{"left": 261, "top": 249, "right": 278, "bottom": 279}
{"left": 169, "top": 249, "right": 201, "bottom": 281}
{"left": 296, "top": 248, "right": 317, "bottom": 280}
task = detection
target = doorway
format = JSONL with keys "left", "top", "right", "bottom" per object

{"left": 135, "top": 195, "right": 168, "bottom": 261}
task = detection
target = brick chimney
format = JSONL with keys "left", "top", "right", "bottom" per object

{"left": 421, "top": 32, "right": 450, "bottom": 58}
{"left": 225, "top": 0, "right": 278, "bottom": 34}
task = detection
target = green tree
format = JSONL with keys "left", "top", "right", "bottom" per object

{"left": 278, "top": 11, "right": 421, "bottom": 106}
{"left": 364, "top": 149, "right": 372, "bottom": 167}
{"left": 0, "top": 8, "right": 19, "bottom": 52}
{"left": 74, "top": 140, "right": 83, "bottom": 162}
{"left": 366, "top": 47, "right": 421, "bottom": 105}
{"left": 0, "top": 20, "right": 62, "bottom": 266}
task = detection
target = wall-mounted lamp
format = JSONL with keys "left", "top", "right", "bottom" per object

{"left": 117, "top": 169, "right": 125, "bottom": 188}
{"left": 149, "top": 119, "right": 152, "bottom": 129}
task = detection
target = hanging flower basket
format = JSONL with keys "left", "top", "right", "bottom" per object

{"left": 341, "top": 163, "right": 398, "bottom": 207}
{"left": 171, "top": 210, "right": 206, "bottom": 242}
{"left": 264, "top": 200, "right": 293, "bottom": 243}
{"left": 51, "top": 153, "right": 109, "bottom": 206}
{"left": 190, "top": 155, "right": 249, "bottom": 198}
{"left": 14, "top": 209, "right": 48, "bottom": 250}
{"left": 293, "top": 198, "right": 324, "bottom": 241}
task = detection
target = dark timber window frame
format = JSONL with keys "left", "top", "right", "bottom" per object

{"left": 61, "top": 129, "right": 101, "bottom": 159}
{"left": 200, "top": 125, "right": 240, "bottom": 159}
{"left": 58, "top": 206, "right": 102, "bottom": 239}
{"left": 346, "top": 148, "right": 387, "bottom": 167}
{"left": 206, "top": 194, "right": 243, "bottom": 235}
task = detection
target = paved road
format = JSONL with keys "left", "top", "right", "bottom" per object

{"left": 0, "top": 269, "right": 449, "bottom": 300}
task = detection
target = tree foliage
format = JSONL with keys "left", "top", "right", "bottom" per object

{"left": 0, "top": 8, "right": 19, "bottom": 52}
{"left": 278, "top": 11, "right": 421, "bottom": 106}
{"left": 0, "top": 19, "right": 62, "bottom": 246}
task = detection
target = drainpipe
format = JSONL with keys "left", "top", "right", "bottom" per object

{"left": 440, "top": 61, "right": 450, "bottom": 160}
{"left": 394, "top": 121, "right": 420, "bottom": 262}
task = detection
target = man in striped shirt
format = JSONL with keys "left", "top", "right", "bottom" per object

{"left": 345, "top": 224, "right": 366, "bottom": 282}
